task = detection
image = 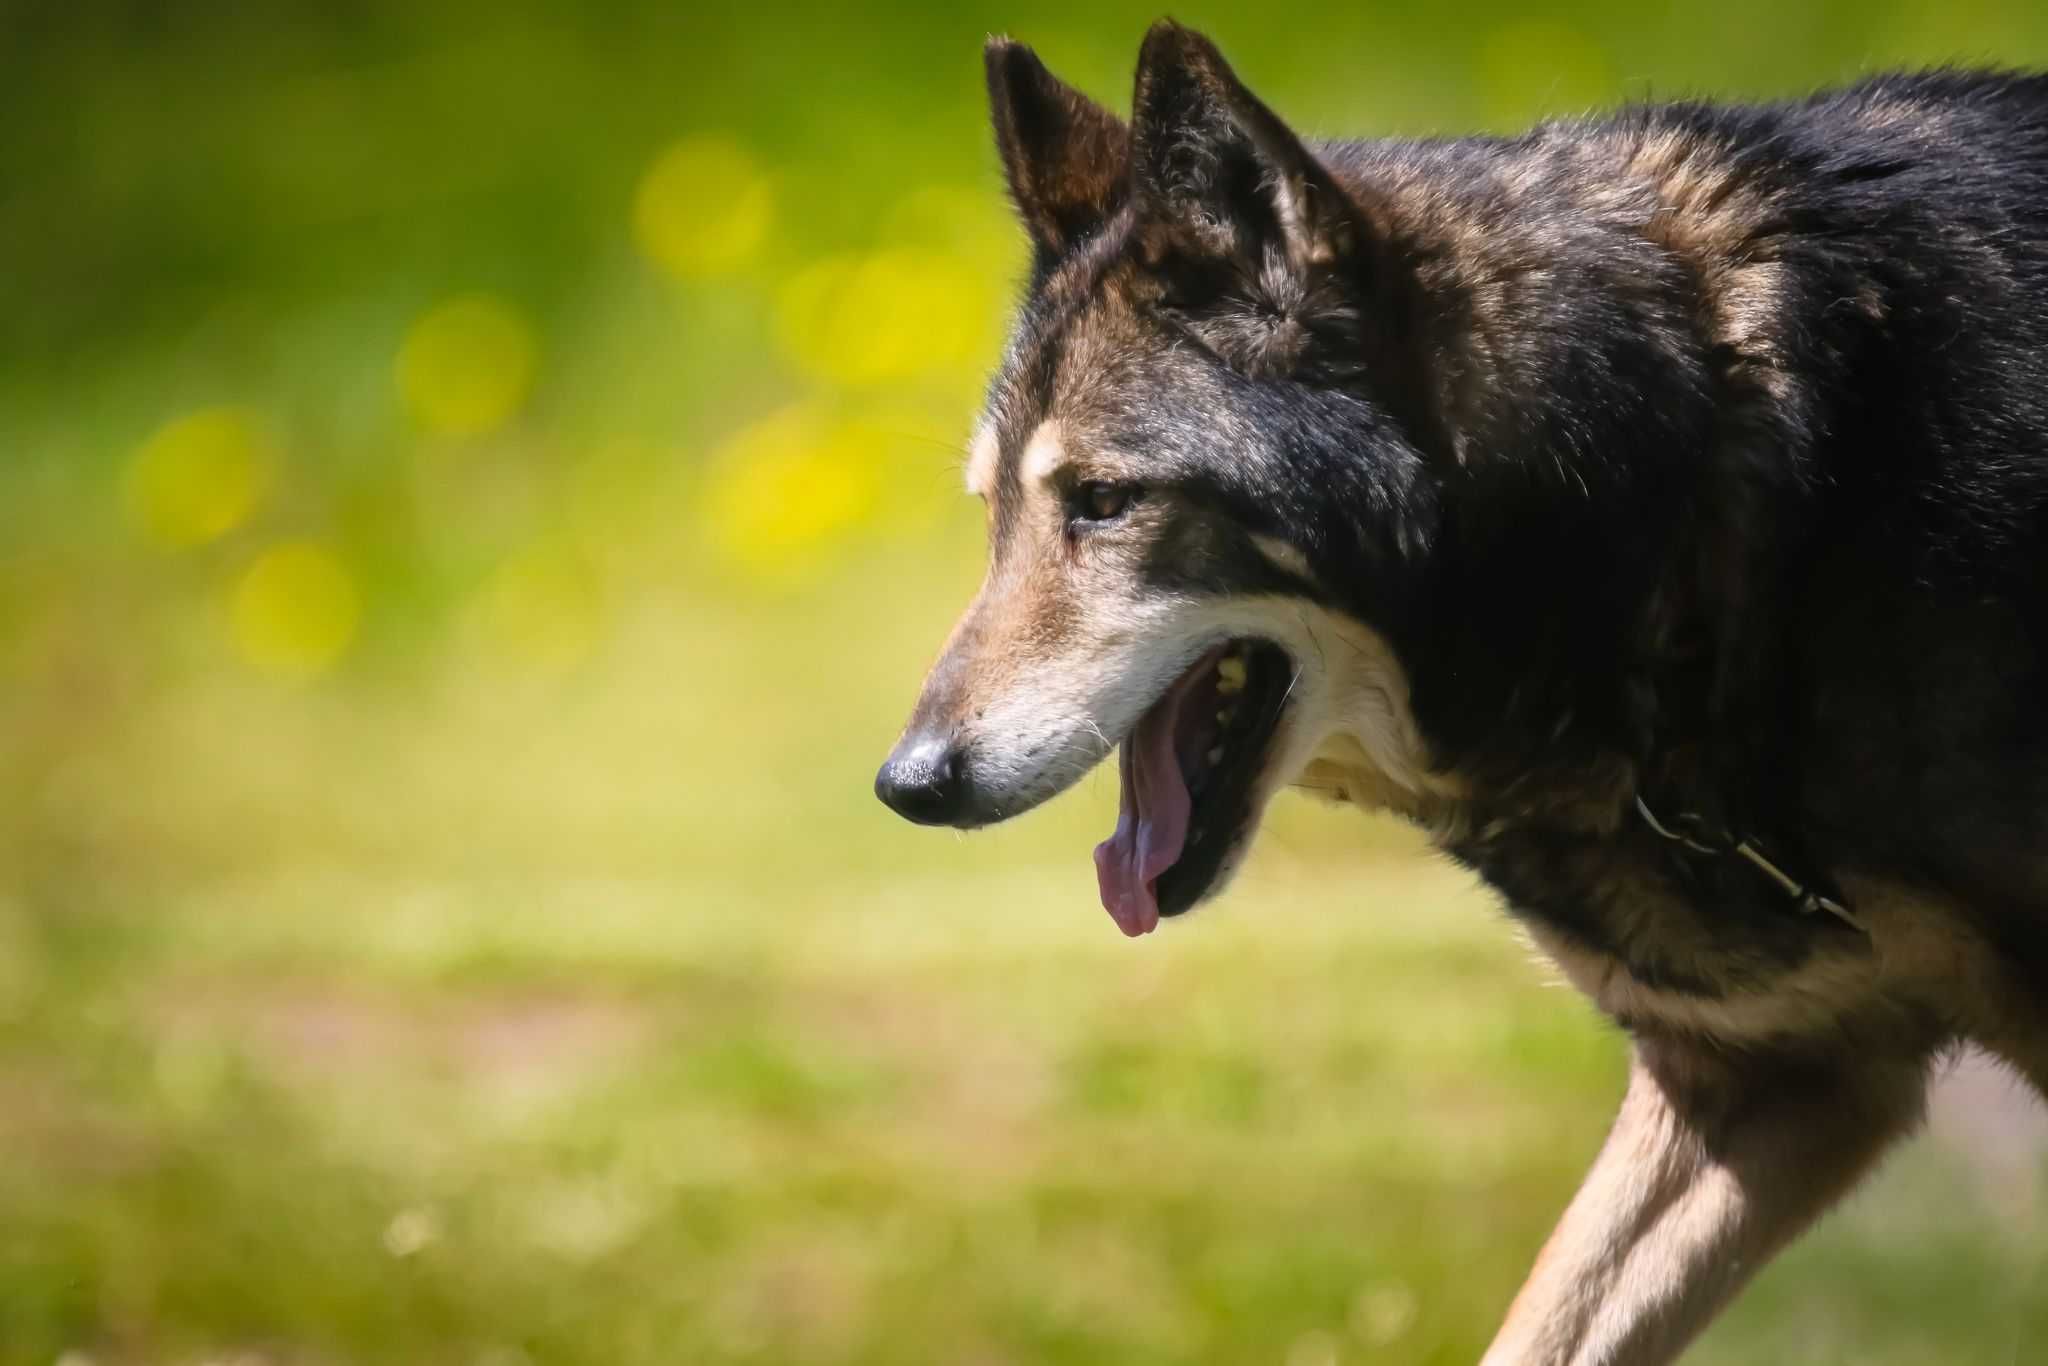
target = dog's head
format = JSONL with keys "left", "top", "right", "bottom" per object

{"left": 876, "top": 23, "right": 1448, "bottom": 936}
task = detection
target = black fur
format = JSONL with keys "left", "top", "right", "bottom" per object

{"left": 975, "top": 36, "right": 2048, "bottom": 1010}
{"left": 881, "top": 28, "right": 2048, "bottom": 1354}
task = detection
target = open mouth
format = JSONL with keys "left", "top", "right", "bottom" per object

{"left": 1092, "top": 639, "right": 1295, "bottom": 937}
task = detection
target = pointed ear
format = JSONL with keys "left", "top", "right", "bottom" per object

{"left": 986, "top": 37, "right": 1130, "bottom": 259}
{"left": 1128, "top": 22, "right": 1360, "bottom": 273}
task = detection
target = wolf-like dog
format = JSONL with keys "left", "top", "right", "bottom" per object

{"left": 874, "top": 21, "right": 2048, "bottom": 1363}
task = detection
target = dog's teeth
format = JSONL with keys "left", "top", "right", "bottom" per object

{"left": 1206, "top": 745, "right": 1225, "bottom": 765}
{"left": 1216, "top": 656, "right": 1247, "bottom": 695}
{"left": 1217, "top": 706, "right": 1236, "bottom": 728}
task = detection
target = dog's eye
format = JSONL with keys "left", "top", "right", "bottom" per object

{"left": 1072, "top": 481, "right": 1140, "bottom": 523}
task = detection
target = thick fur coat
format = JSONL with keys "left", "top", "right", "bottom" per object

{"left": 877, "top": 24, "right": 2048, "bottom": 1362}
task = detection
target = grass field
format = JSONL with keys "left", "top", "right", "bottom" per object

{"left": 6, "top": 553, "right": 2047, "bottom": 1365}
{"left": 6, "top": 2, "right": 2048, "bottom": 1361}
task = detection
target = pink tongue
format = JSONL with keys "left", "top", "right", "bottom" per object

{"left": 1092, "top": 679, "right": 1195, "bottom": 938}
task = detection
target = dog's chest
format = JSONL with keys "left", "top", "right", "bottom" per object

{"left": 1296, "top": 740, "right": 1894, "bottom": 1044}
{"left": 1448, "top": 827, "right": 1881, "bottom": 1044}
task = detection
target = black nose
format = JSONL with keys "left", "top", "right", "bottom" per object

{"left": 875, "top": 736, "right": 970, "bottom": 826}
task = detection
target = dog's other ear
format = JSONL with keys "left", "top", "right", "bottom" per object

{"left": 1128, "top": 22, "right": 1364, "bottom": 275}
{"left": 986, "top": 37, "right": 1130, "bottom": 261}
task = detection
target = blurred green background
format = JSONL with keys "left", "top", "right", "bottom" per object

{"left": 6, "top": 2, "right": 2048, "bottom": 1362}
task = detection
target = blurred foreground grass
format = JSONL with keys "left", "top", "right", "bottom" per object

{"left": 6, "top": 1, "right": 2048, "bottom": 1362}
{"left": 6, "top": 550, "right": 2046, "bottom": 1364}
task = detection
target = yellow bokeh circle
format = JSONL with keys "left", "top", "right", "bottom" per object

{"left": 633, "top": 135, "right": 773, "bottom": 281}
{"left": 881, "top": 184, "right": 1017, "bottom": 264}
{"left": 699, "top": 406, "right": 887, "bottom": 580}
{"left": 125, "top": 407, "right": 273, "bottom": 549}
{"left": 396, "top": 294, "right": 540, "bottom": 437}
{"left": 776, "top": 249, "right": 997, "bottom": 387}
{"left": 229, "top": 541, "right": 361, "bottom": 681}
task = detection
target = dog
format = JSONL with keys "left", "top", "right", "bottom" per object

{"left": 873, "top": 21, "right": 2048, "bottom": 1363}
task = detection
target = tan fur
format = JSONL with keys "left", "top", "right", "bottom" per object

{"left": 1248, "top": 531, "right": 1317, "bottom": 582}
{"left": 1524, "top": 873, "right": 2033, "bottom": 1051}
{"left": 1482, "top": 1038, "right": 1927, "bottom": 1366}
{"left": 1280, "top": 607, "right": 1465, "bottom": 829}
{"left": 965, "top": 426, "right": 1000, "bottom": 497}
{"left": 915, "top": 462, "right": 1466, "bottom": 898}
{"left": 1018, "top": 420, "right": 1065, "bottom": 485}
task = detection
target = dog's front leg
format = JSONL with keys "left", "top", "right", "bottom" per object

{"left": 1479, "top": 1033, "right": 1928, "bottom": 1366}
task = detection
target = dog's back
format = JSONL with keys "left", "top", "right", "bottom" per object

{"left": 1303, "top": 76, "right": 2048, "bottom": 963}
{"left": 1701, "top": 77, "right": 2048, "bottom": 961}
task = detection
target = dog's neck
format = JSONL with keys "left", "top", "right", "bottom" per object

{"left": 1281, "top": 604, "right": 1646, "bottom": 846}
